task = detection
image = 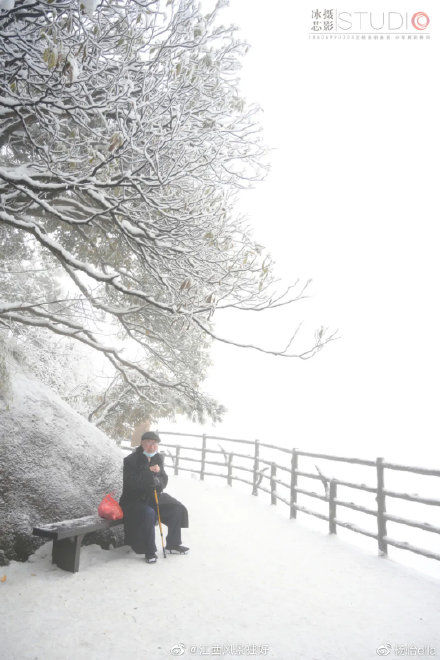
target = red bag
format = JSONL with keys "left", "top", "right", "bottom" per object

{"left": 98, "top": 493, "right": 123, "bottom": 520}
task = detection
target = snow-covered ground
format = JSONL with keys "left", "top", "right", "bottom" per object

{"left": 2, "top": 476, "right": 440, "bottom": 660}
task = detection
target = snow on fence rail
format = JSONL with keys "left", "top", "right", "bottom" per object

{"left": 122, "top": 432, "right": 440, "bottom": 562}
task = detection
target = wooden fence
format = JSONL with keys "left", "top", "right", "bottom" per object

{"left": 124, "top": 431, "right": 440, "bottom": 563}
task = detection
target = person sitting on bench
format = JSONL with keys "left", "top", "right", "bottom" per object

{"left": 119, "top": 431, "right": 189, "bottom": 563}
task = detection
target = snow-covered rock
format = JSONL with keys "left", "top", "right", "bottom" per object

{"left": 0, "top": 360, "right": 124, "bottom": 561}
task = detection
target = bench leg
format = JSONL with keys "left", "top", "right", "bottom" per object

{"left": 52, "top": 535, "right": 84, "bottom": 573}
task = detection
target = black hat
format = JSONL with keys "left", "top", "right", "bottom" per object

{"left": 140, "top": 431, "right": 161, "bottom": 444}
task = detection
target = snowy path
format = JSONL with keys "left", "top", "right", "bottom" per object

{"left": 2, "top": 477, "right": 440, "bottom": 660}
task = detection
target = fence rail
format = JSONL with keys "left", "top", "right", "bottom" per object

{"left": 123, "top": 431, "right": 440, "bottom": 563}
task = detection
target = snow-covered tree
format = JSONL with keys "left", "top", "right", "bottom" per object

{"left": 0, "top": 0, "right": 335, "bottom": 438}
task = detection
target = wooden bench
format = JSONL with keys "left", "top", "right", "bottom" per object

{"left": 33, "top": 515, "right": 123, "bottom": 573}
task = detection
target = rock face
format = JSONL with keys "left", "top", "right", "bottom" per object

{"left": 0, "top": 363, "right": 125, "bottom": 561}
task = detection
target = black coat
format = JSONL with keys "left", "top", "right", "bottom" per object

{"left": 119, "top": 446, "right": 168, "bottom": 509}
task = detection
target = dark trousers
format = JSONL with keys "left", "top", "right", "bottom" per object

{"left": 123, "top": 493, "right": 185, "bottom": 555}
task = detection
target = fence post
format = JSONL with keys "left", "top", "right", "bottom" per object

{"left": 329, "top": 479, "right": 337, "bottom": 534}
{"left": 270, "top": 462, "right": 277, "bottom": 505}
{"left": 252, "top": 439, "right": 260, "bottom": 496}
{"left": 200, "top": 434, "right": 207, "bottom": 481}
{"left": 376, "top": 457, "right": 388, "bottom": 555}
{"left": 290, "top": 448, "right": 298, "bottom": 519}
{"left": 174, "top": 446, "right": 180, "bottom": 476}
{"left": 227, "top": 453, "right": 233, "bottom": 486}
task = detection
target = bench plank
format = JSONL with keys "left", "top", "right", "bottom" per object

{"left": 33, "top": 515, "right": 123, "bottom": 540}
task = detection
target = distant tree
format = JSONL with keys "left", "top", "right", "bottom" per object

{"left": 0, "top": 0, "right": 336, "bottom": 438}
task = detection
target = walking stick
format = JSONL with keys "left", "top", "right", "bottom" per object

{"left": 154, "top": 488, "right": 167, "bottom": 558}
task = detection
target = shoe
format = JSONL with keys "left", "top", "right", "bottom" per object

{"left": 166, "top": 545, "right": 189, "bottom": 555}
{"left": 145, "top": 553, "right": 158, "bottom": 563}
